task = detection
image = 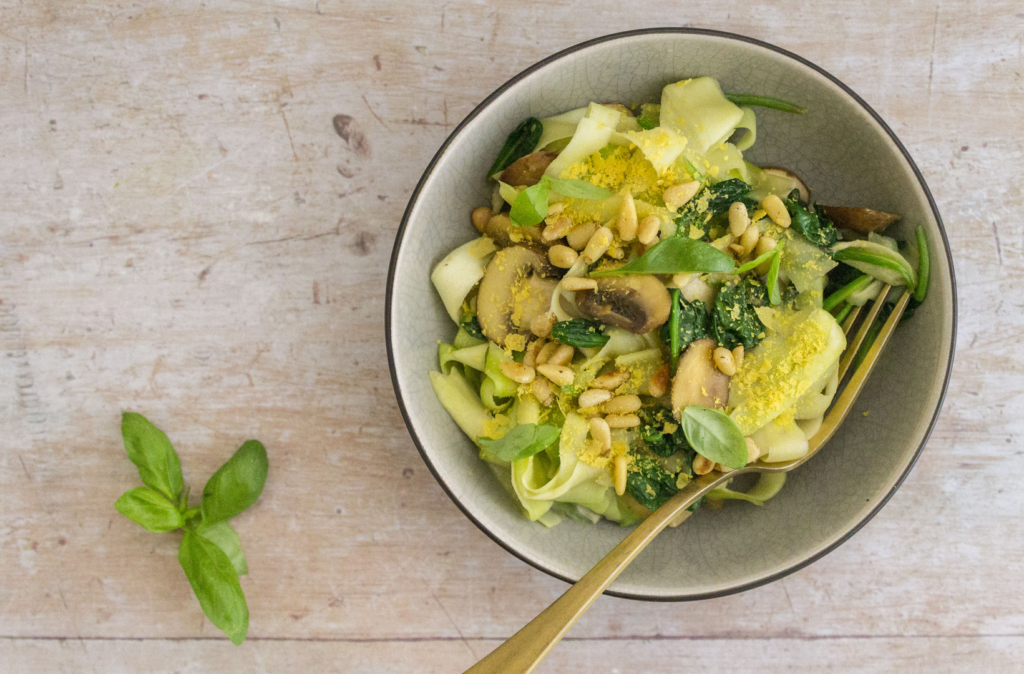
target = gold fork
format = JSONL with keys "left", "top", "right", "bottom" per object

{"left": 465, "top": 286, "right": 911, "bottom": 674}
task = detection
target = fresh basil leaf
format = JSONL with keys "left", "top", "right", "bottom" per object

{"left": 488, "top": 117, "right": 543, "bottom": 178}
{"left": 477, "top": 424, "right": 561, "bottom": 463}
{"left": 550, "top": 319, "right": 610, "bottom": 348}
{"left": 197, "top": 521, "right": 248, "bottom": 576}
{"left": 121, "top": 412, "right": 184, "bottom": 503}
{"left": 724, "top": 93, "right": 806, "bottom": 114}
{"left": 201, "top": 440, "right": 268, "bottom": 526}
{"left": 115, "top": 487, "right": 185, "bottom": 533}
{"left": 178, "top": 530, "right": 248, "bottom": 645}
{"left": 679, "top": 406, "right": 748, "bottom": 470}
{"left": 547, "top": 177, "right": 612, "bottom": 200}
{"left": 509, "top": 179, "right": 550, "bottom": 227}
{"left": 591, "top": 237, "right": 736, "bottom": 277}
{"left": 767, "top": 239, "right": 784, "bottom": 305}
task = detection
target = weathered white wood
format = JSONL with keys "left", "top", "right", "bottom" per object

{"left": 0, "top": 0, "right": 1022, "bottom": 671}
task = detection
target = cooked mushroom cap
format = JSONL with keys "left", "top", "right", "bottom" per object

{"left": 819, "top": 206, "right": 900, "bottom": 234}
{"left": 575, "top": 276, "right": 671, "bottom": 334}
{"left": 477, "top": 246, "right": 560, "bottom": 348}
{"left": 499, "top": 151, "right": 558, "bottom": 187}
{"left": 763, "top": 167, "right": 810, "bottom": 203}
{"left": 483, "top": 212, "right": 546, "bottom": 248}
{"left": 671, "top": 338, "right": 730, "bottom": 417}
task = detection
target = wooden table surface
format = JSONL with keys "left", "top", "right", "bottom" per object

{"left": 1, "top": 1, "right": 1021, "bottom": 672}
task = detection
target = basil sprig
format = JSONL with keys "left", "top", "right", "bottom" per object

{"left": 478, "top": 423, "right": 561, "bottom": 463}
{"left": 509, "top": 176, "right": 612, "bottom": 227}
{"left": 488, "top": 117, "right": 543, "bottom": 178}
{"left": 114, "top": 412, "right": 268, "bottom": 645}
{"left": 678, "top": 406, "right": 748, "bottom": 470}
{"left": 766, "top": 238, "right": 785, "bottom": 305}
{"left": 590, "top": 237, "right": 736, "bottom": 277}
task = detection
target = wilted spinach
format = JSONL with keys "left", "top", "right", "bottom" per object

{"left": 639, "top": 407, "right": 694, "bottom": 466}
{"left": 674, "top": 179, "right": 753, "bottom": 235}
{"left": 625, "top": 454, "right": 679, "bottom": 511}
{"left": 784, "top": 198, "right": 838, "bottom": 248}
{"left": 659, "top": 297, "right": 709, "bottom": 354}
{"left": 488, "top": 117, "right": 543, "bottom": 177}
{"left": 710, "top": 277, "right": 768, "bottom": 350}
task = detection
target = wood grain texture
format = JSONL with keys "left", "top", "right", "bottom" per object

{"left": 0, "top": 0, "right": 1021, "bottom": 671}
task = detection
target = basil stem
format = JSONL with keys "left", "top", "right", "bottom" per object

{"left": 724, "top": 93, "right": 807, "bottom": 114}
{"left": 488, "top": 117, "right": 543, "bottom": 178}
{"left": 734, "top": 245, "right": 779, "bottom": 275}
{"left": 823, "top": 274, "right": 872, "bottom": 312}
{"left": 914, "top": 226, "right": 930, "bottom": 303}
{"left": 766, "top": 239, "right": 784, "bottom": 305}
{"left": 669, "top": 288, "right": 682, "bottom": 370}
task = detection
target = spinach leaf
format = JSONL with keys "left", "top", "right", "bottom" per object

{"left": 674, "top": 178, "right": 752, "bottom": 234}
{"left": 197, "top": 521, "right": 248, "bottom": 576}
{"left": 115, "top": 487, "right": 186, "bottom": 533}
{"left": 551, "top": 319, "right": 610, "bottom": 348}
{"left": 639, "top": 407, "right": 694, "bottom": 465}
{"left": 121, "top": 412, "right": 184, "bottom": 503}
{"left": 784, "top": 199, "right": 838, "bottom": 247}
{"left": 724, "top": 93, "right": 806, "bottom": 114}
{"left": 179, "top": 530, "right": 249, "bottom": 646}
{"left": 202, "top": 440, "right": 269, "bottom": 526}
{"left": 590, "top": 237, "right": 735, "bottom": 277}
{"left": 625, "top": 454, "right": 678, "bottom": 511}
{"left": 710, "top": 277, "right": 768, "bottom": 350}
{"left": 660, "top": 296, "right": 709, "bottom": 361}
{"left": 488, "top": 117, "right": 543, "bottom": 177}
{"left": 477, "top": 423, "right": 561, "bottom": 463}
{"left": 460, "top": 315, "right": 485, "bottom": 340}
{"left": 679, "top": 406, "right": 748, "bottom": 470}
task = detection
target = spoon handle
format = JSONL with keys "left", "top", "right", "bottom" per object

{"left": 463, "top": 477, "right": 716, "bottom": 674}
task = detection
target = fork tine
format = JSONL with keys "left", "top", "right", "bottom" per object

{"left": 837, "top": 285, "right": 892, "bottom": 380}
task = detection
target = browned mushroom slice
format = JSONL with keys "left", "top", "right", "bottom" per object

{"left": 575, "top": 276, "right": 671, "bottom": 335}
{"left": 671, "top": 339, "right": 730, "bottom": 417}
{"left": 499, "top": 151, "right": 558, "bottom": 187}
{"left": 819, "top": 206, "right": 901, "bottom": 234}
{"left": 477, "top": 246, "right": 561, "bottom": 348}
{"left": 484, "top": 212, "right": 546, "bottom": 247}
{"left": 762, "top": 167, "right": 810, "bottom": 203}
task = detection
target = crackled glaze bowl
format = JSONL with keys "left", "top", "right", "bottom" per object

{"left": 386, "top": 29, "right": 956, "bottom": 599}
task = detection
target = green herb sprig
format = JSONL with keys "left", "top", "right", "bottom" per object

{"left": 678, "top": 406, "right": 748, "bottom": 470}
{"left": 509, "top": 176, "right": 612, "bottom": 227}
{"left": 477, "top": 423, "right": 561, "bottom": 463}
{"left": 590, "top": 237, "right": 736, "bottom": 277}
{"left": 115, "top": 412, "right": 268, "bottom": 645}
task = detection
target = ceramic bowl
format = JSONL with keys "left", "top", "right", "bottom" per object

{"left": 386, "top": 29, "right": 956, "bottom": 599}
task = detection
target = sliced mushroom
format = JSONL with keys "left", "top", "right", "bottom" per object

{"left": 819, "top": 205, "right": 900, "bottom": 234}
{"left": 499, "top": 151, "right": 558, "bottom": 187}
{"left": 575, "top": 276, "right": 671, "bottom": 334}
{"left": 762, "top": 167, "right": 810, "bottom": 203}
{"left": 477, "top": 246, "right": 561, "bottom": 348}
{"left": 484, "top": 212, "right": 546, "bottom": 247}
{"left": 671, "top": 338, "right": 730, "bottom": 417}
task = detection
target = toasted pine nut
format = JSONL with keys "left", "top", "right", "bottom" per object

{"left": 566, "top": 221, "right": 599, "bottom": 250}
{"left": 693, "top": 454, "right": 715, "bottom": 476}
{"left": 613, "top": 455, "right": 628, "bottom": 496}
{"left": 591, "top": 370, "right": 630, "bottom": 390}
{"left": 605, "top": 245, "right": 625, "bottom": 260}
{"left": 648, "top": 364, "right": 670, "bottom": 398}
{"left": 740, "top": 223, "right": 760, "bottom": 255}
{"left": 716, "top": 463, "right": 735, "bottom": 474}
{"left": 561, "top": 277, "right": 598, "bottom": 292}
{"left": 605, "top": 413, "right": 641, "bottom": 428}
{"left": 713, "top": 347, "right": 737, "bottom": 376}
{"left": 672, "top": 272, "right": 695, "bottom": 290}
{"left": 728, "top": 202, "right": 750, "bottom": 237}
{"left": 745, "top": 437, "right": 761, "bottom": 463}
{"left": 762, "top": 194, "right": 791, "bottom": 227}
{"left": 755, "top": 235, "right": 777, "bottom": 275}
{"left": 548, "top": 245, "right": 578, "bottom": 269}
{"left": 523, "top": 338, "right": 545, "bottom": 367}
{"left": 543, "top": 216, "right": 574, "bottom": 242}
{"left": 532, "top": 376, "right": 555, "bottom": 406}
{"left": 602, "top": 394, "right": 642, "bottom": 415}
{"left": 547, "top": 343, "right": 575, "bottom": 367}
{"left": 499, "top": 361, "right": 535, "bottom": 384}
{"left": 663, "top": 180, "right": 701, "bottom": 211}
{"left": 581, "top": 226, "right": 613, "bottom": 264}
{"left": 729, "top": 243, "right": 745, "bottom": 258}
{"left": 578, "top": 388, "right": 613, "bottom": 409}
{"left": 536, "top": 363, "right": 574, "bottom": 386}
{"left": 638, "top": 215, "right": 661, "bottom": 245}
{"left": 535, "top": 341, "right": 559, "bottom": 366}
{"left": 547, "top": 202, "right": 565, "bottom": 217}
{"left": 732, "top": 344, "right": 744, "bottom": 370}
{"left": 617, "top": 193, "right": 638, "bottom": 241}
{"left": 472, "top": 206, "right": 493, "bottom": 233}
{"left": 530, "top": 312, "right": 556, "bottom": 339}
{"left": 589, "top": 417, "right": 612, "bottom": 452}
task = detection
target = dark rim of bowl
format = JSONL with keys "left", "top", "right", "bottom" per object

{"left": 385, "top": 27, "right": 957, "bottom": 602}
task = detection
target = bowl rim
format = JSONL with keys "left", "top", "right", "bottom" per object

{"left": 385, "top": 27, "right": 957, "bottom": 601}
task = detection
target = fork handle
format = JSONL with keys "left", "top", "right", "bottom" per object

{"left": 463, "top": 477, "right": 718, "bottom": 674}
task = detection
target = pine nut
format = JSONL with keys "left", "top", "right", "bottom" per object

{"left": 605, "top": 413, "right": 641, "bottom": 428}
{"left": 728, "top": 202, "right": 750, "bottom": 237}
{"left": 546, "top": 202, "right": 564, "bottom": 217}
{"left": 663, "top": 180, "right": 701, "bottom": 211}
{"left": 499, "top": 361, "right": 535, "bottom": 384}
{"left": 561, "top": 277, "right": 598, "bottom": 292}
{"left": 672, "top": 272, "right": 695, "bottom": 290}
{"left": 535, "top": 341, "right": 559, "bottom": 366}
{"left": 523, "top": 338, "right": 545, "bottom": 367}
{"left": 762, "top": 194, "right": 791, "bottom": 227}
{"left": 606, "top": 245, "right": 625, "bottom": 260}
{"left": 543, "top": 216, "right": 574, "bottom": 242}
{"left": 591, "top": 370, "right": 630, "bottom": 390}
{"left": 548, "top": 244, "right": 579, "bottom": 269}
{"left": 729, "top": 243, "right": 745, "bottom": 258}
{"left": 713, "top": 347, "right": 737, "bottom": 376}
{"left": 578, "top": 388, "right": 613, "bottom": 409}
{"left": 745, "top": 437, "right": 761, "bottom": 463}
{"left": 532, "top": 377, "right": 554, "bottom": 406}
{"left": 648, "top": 364, "right": 670, "bottom": 398}
{"left": 716, "top": 462, "right": 735, "bottom": 474}
{"left": 693, "top": 454, "right": 715, "bottom": 476}
{"left": 732, "top": 344, "right": 744, "bottom": 370}
{"left": 530, "top": 312, "right": 556, "bottom": 339}
{"left": 472, "top": 206, "right": 493, "bottom": 233}
{"left": 581, "top": 226, "right": 613, "bottom": 264}
{"left": 566, "top": 221, "right": 599, "bottom": 250}
{"left": 740, "top": 223, "right": 760, "bottom": 255}
{"left": 536, "top": 364, "right": 574, "bottom": 386}
{"left": 602, "top": 394, "right": 641, "bottom": 415}
{"left": 617, "top": 193, "right": 638, "bottom": 241}
{"left": 589, "top": 417, "right": 612, "bottom": 452}
{"left": 547, "top": 343, "right": 575, "bottom": 367}
{"left": 637, "top": 215, "right": 661, "bottom": 245}
{"left": 755, "top": 236, "right": 777, "bottom": 275}
{"left": 613, "top": 455, "right": 628, "bottom": 496}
